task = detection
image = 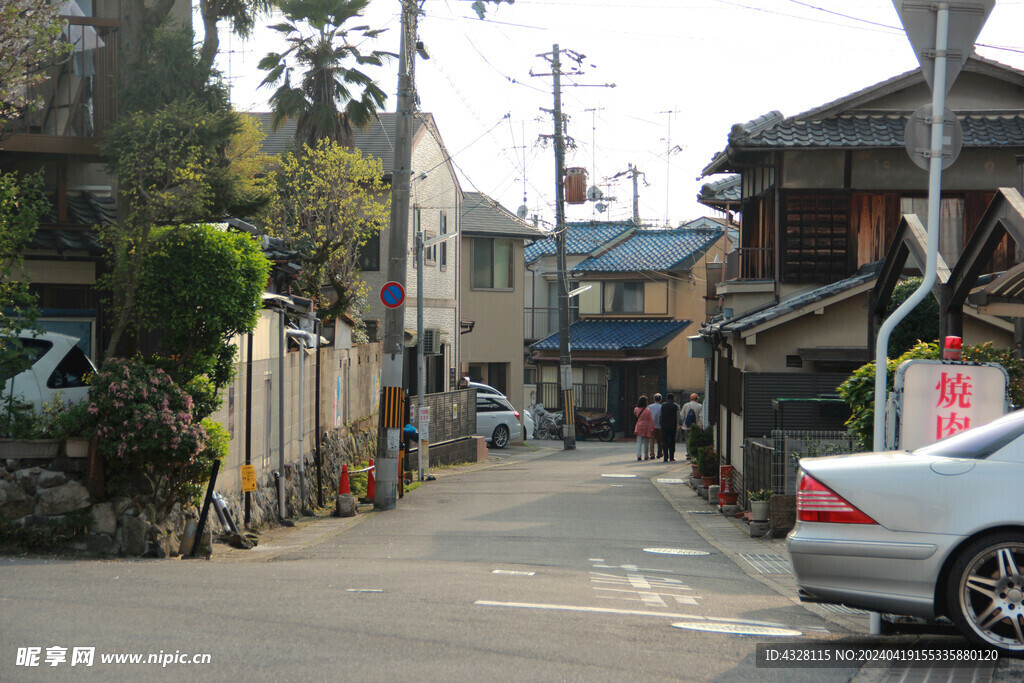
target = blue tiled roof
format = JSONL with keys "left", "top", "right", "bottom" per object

{"left": 531, "top": 319, "right": 691, "bottom": 352}
{"left": 574, "top": 227, "right": 723, "bottom": 273}
{"left": 524, "top": 221, "right": 634, "bottom": 262}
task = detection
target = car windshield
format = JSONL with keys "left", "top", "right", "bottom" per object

{"left": 914, "top": 409, "right": 1024, "bottom": 460}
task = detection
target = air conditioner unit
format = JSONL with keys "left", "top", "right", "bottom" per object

{"left": 422, "top": 328, "right": 442, "bottom": 355}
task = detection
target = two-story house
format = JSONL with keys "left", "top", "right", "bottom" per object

{"left": 459, "top": 191, "right": 543, "bottom": 423}
{"left": 253, "top": 111, "right": 463, "bottom": 395}
{"left": 697, "top": 54, "right": 1024, "bottom": 468}
{"left": 526, "top": 220, "right": 726, "bottom": 433}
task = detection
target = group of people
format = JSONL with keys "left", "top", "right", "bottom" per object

{"left": 633, "top": 392, "right": 703, "bottom": 462}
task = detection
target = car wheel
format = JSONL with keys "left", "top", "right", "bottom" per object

{"left": 491, "top": 424, "right": 510, "bottom": 449}
{"left": 946, "top": 532, "right": 1024, "bottom": 656}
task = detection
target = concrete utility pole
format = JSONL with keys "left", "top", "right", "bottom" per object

{"left": 629, "top": 164, "right": 641, "bottom": 224}
{"left": 537, "top": 44, "right": 576, "bottom": 449}
{"left": 377, "top": 0, "right": 419, "bottom": 509}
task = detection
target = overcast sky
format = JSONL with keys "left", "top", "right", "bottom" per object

{"left": 211, "top": 0, "right": 1024, "bottom": 230}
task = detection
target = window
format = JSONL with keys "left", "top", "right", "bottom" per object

{"left": 357, "top": 233, "right": 380, "bottom": 271}
{"left": 46, "top": 346, "right": 95, "bottom": 389}
{"left": 439, "top": 211, "right": 448, "bottom": 268}
{"left": 425, "top": 230, "right": 437, "bottom": 264}
{"left": 603, "top": 282, "right": 644, "bottom": 314}
{"left": 900, "top": 196, "right": 964, "bottom": 267}
{"left": 472, "top": 238, "right": 513, "bottom": 289}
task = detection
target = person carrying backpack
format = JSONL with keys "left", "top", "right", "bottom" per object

{"left": 681, "top": 393, "right": 703, "bottom": 446}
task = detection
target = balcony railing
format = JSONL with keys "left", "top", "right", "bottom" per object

{"left": 535, "top": 382, "right": 607, "bottom": 413}
{"left": 524, "top": 307, "right": 579, "bottom": 341}
{"left": 7, "top": 16, "right": 120, "bottom": 139}
{"left": 726, "top": 247, "right": 775, "bottom": 281}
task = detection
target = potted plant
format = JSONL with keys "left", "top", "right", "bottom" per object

{"left": 0, "top": 394, "right": 62, "bottom": 459}
{"left": 687, "top": 425, "right": 713, "bottom": 477}
{"left": 698, "top": 446, "right": 718, "bottom": 486}
{"left": 748, "top": 489, "right": 772, "bottom": 522}
{"left": 51, "top": 399, "right": 94, "bottom": 458}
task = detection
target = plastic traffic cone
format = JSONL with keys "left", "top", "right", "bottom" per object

{"left": 367, "top": 458, "right": 375, "bottom": 501}
{"left": 338, "top": 464, "right": 351, "bottom": 495}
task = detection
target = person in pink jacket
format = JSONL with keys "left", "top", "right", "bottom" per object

{"left": 633, "top": 395, "right": 654, "bottom": 461}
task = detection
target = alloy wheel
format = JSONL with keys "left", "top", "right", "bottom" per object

{"left": 492, "top": 424, "right": 509, "bottom": 449}
{"left": 949, "top": 533, "right": 1024, "bottom": 655}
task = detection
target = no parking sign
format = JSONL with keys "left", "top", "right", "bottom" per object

{"left": 380, "top": 281, "right": 405, "bottom": 309}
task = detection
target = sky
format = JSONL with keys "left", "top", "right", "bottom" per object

{"left": 210, "top": 0, "right": 1024, "bottom": 231}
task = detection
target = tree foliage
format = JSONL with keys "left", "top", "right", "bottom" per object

{"left": 262, "top": 139, "right": 388, "bottom": 319}
{"left": 0, "top": 172, "right": 48, "bottom": 384}
{"left": 838, "top": 341, "right": 1024, "bottom": 452}
{"left": 259, "top": 0, "right": 390, "bottom": 148}
{"left": 885, "top": 277, "right": 940, "bottom": 357}
{"left": 135, "top": 223, "right": 270, "bottom": 418}
{"left": 0, "top": 0, "right": 71, "bottom": 125}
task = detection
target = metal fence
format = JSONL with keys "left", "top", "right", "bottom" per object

{"left": 408, "top": 389, "right": 476, "bottom": 445}
{"left": 535, "top": 381, "right": 607, "bottom": 413}
{"left": 743, "top": 431, "right": 855, "bottom": 500}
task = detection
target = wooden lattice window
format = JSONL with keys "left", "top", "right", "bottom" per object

{"left": 782, "top": 190, "right": 851, "bottom": 284}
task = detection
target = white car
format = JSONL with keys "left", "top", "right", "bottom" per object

{"left": 3, "top": 331, "right": 96, "bottom": 410}
{"left": 475, "top": 394, "right": 522, "bottom": 449}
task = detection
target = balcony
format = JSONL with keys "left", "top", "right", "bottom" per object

{"left": 725, "top": 247, "right": 775, "bottom": 281}
{"left": 524, "top": 306, "right": 580, "bottom": 342}
{"left": 1, "top": 14, "right": 120, "bottom": 156}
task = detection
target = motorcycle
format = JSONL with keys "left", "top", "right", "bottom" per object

{"left": 574, "top": 412, "right": 616, "bottom": 442}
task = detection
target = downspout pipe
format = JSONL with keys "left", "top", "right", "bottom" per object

{"left": 872, "top": 5, "right": 950, "bottom": 454}
{"left": 285, "top": 328, "right": 315, "bottom": 514}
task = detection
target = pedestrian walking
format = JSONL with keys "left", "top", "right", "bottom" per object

{"left": 681, "top": 393, "right": 703, "bottom": 454}
{"left": 633, "top": 395, "right": 654, "bottom": 461}
{"left": 660, "top": 393, "right": 680, "bottom": 461}
{"left": 648, "top": 393, "right": 663, "bottom": 461}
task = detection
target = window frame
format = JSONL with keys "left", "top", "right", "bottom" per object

{"left": 471, "top": 237, "right": 514, "bottom": 291}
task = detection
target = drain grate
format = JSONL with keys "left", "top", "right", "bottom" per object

{"left": 739, "top": 553, "right": 792, "bottom": 575}
{"left": 816, "top": 603, "right": 869, "bottom": 616}
{"left": 643, "top": 547, "right": 711, "bottom": 556}
{"left": 686, "top": 510, "right": 718, "bottom": 515}
{"left": 656, "top": 478, "right": 687, "bottom": 484}
{"left": 671, "top": 622, "right": 802, "bottom": 637}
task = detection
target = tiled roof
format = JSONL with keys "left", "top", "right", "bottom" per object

{"left": 698, "top": 175, "right": 741, "bottom": 207}
{"left": 573, "top": 227, "right": 723, "bottom": 273}
{"left": 714, "top": 261, "right": 882, "bottom": 334}
{"left": 524, "top": 221, "right": 635, "bottom": 262}
{"left": 734, "top": 113, "right": 1024, "bottom": 149}
{"left": 461, "top": 192, "right": 544, "bottom": 240}
{"left": 28, "top": 229, "right": 105, "bottom": 255}
{"left": 531, "top": 318, "right": 691, "bottom": 352}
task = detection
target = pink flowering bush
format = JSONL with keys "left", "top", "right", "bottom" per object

{"left": 89, "top": 357, "right": 220, "bottom": 512}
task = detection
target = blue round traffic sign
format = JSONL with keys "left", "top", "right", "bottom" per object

{"left": 380, "top": 281, "right": 405, "bottom": 309}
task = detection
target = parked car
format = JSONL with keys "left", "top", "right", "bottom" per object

{"left": 467, "top": 381, "right": 533, "bottom": 441}
{"left": 475, "top": 394, "right": 522, "bottom": 449}
{"left": 3, "top": 331, "right": 96, "bottom": 410}
{"left": 522, "top": 408, "right": 535, "bottom": 440}
{"left": 787, "top": 409, "right": 1024, "bottom": 656}
{"left": 468, "top": 380, "right": 504, "bottom": 397}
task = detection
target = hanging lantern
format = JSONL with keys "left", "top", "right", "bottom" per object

{"left": 564, "top": 167, "right": 587, "bottom": 204}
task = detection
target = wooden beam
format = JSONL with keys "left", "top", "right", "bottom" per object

{"left": 949, "top": 188, "right": 1024, "bottom": 309}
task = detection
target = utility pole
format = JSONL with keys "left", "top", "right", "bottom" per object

{"left": 538, "top": 44, "right": 576, "bottom": 449}
{"left": 629, "top": 163, "right": 641, "bottom": 224}
{"left": 377, "top": 0, "right": 419, "bottom": 509}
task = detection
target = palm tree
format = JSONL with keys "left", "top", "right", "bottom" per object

{"left": 258, "top": 0, "right": 390, "bottom": 148}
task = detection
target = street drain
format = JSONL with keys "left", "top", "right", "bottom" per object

{"left": 643, "top": 548, "right": 710, "bottom": 556}
{"left": 656, "top": 478, "right": 687, "bottom": 484}
{"left": 686, "top": 510, "right": 718, "bottom": 515}
{"left": 671, "top": 622, "right": 802, "bottom": 637}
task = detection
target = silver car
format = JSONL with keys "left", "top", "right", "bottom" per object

{"left": 787, "top": 408, "right": 1024, "bottom": 656}
{"left": 475, "top": 394, "right": 522, "bottom": 449}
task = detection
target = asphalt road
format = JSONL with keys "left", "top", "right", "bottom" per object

{"left": 0, "top": 440, "right": 871, "bottom": 681}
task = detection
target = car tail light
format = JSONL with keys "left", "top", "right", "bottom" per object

{"left": 514, "top": 411, "right": 520, "bottom": 419}
{"left": 797, "top": 472, "right": 877, "bottom": 524}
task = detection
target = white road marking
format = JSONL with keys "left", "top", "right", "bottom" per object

{"left": 671, "top": 622, "right": 802, "bottom": 637}
{"left": 592, "top": 564, "right": 675, "bottom": 573}
{"left": 588, "top": 558, "right": 604, "bottom": 562}
{"left": 346, "top": 588, "right": 383, "bottom": 593}
{"left": 602, "top": 474, "right": 637, "bottom": 478}
{"left": 643, "top": 548, "right": 710, "bottom": 556}
{"left": 474, "top": 601, "right": 790, "bottom": 627}
{"left": 492, "top": 569, "right": 536, "bottom": 576}
{"left": 656, "top": 478, "right": 687, "bottom": 484}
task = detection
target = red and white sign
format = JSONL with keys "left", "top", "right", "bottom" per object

{"left": 899, "top": 361, "right": 1007, "bottom": 451}
{"left": 380, "top": 281, "right": 405, "bottom": 309}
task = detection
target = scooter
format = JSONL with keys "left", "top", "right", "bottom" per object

{"left": 574, "top": 412, "right": 616, "bottom": 441}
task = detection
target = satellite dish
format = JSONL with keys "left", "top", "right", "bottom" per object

{"left": 595, "top": 202, "right": 606, "bottom": 213}
{"left": 587, "top": 185, "right": 603, "bottom": 201}
{"left": 517, "top": 204, "right": 527, "bottom": 219}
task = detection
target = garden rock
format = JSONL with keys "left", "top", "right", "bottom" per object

{"left": 0, "top": 482, "right": 33, "bottom": 520}
{"left": 86, "top": 533, "right": 115, "bottom": 555}
{"left": 36, "top": 470, "right": 67, "bottom": 489}
{"left": 91, "top": 503, "right": 117, "bottom": 536}
{"left": 35, "top": 481, "right": 91, "bottom": 516}
{"left": 121, "top": 514, "right": 149, "bottom": 556}
{"left": 13, "top": 467, "right": 42, "bottom": 495}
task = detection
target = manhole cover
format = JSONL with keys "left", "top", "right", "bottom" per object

{"left": 656, "top": 478, "right": 686, "bottom": 484}
{"left": 602, "top": 474, "right": 637, "bottom": 478}
{"left": 643, "top": 548, "right": 710, "bottom": 556}
{"left": 671, "top": 622, "right": 802, "bottom": 636}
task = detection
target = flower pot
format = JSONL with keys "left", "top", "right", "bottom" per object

{"left": 750, "top": 500, "right": 770, "bottom": 522}
{"left": 64, "top": 437, "right": 90, "bottom": 459}
{"left": 0, "top": 438, "right": 61, "bottom": 459}
{"left": 718, "top": 491, "right": 738, "bottom": 506}
{"left": 691, "top": 463, "right": 700, "bottom": 477}
{"left": 701, "top": 475, "right": 718, "bottom": 487}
